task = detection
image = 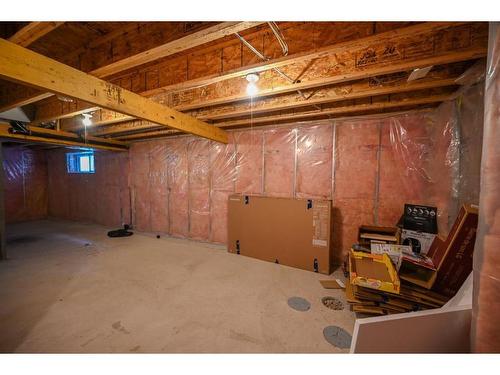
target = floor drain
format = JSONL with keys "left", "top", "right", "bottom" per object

{"left": 323, "top": 326, "right": 352, "bottom": 349}
{"left": 322, "top": 296, "right": 344, "bottom": 310}
{"left": 287, "top": 297, "right": 311, "bottom": 312}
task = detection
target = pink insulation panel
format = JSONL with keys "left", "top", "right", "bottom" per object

{"left": 263, "top": 128, "right": 295, "bottom": 197}
{"left": 187, "top": 139, "right": 210, "bottom": 241}
{"left": 2, "top": 145, "right": 48, "bottom": 223}
{"left": 46, "top": 148, "right": 129, "bottom": 228}
{"left": 296, "top": 124, "right": 333, "bottom": 199}
{"left": 42, "top": 109, "right": 462, "bottom": 265}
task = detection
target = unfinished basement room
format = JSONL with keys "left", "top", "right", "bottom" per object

{"left": 1, "top": 2, "right": 500, "bottom": 363}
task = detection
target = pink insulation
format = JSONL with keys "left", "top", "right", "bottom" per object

{"left": 40, "top": 104, "right": 466, "bottom": 262}
{"left": 296, "top": 124, "right": 333, "bottom": 199}
{"left": 263, "top": 128, "right": 295, "bottom": 197}
{"left": 46, "top": 148, "right": 129, "bottom": 227}
{"left": 187, "top": 139, "right": 211, "bottom": 241}
{"left": 2, "top": 145, "right": 48, "bottom": 223}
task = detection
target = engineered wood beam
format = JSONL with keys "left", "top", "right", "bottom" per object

{"left": 90, "top": 22, "right": 265, "bottom": 78}
{"left": 211, "top": 94, "right": 451, "bottom": 128}
{"left": 172, "top": 49, "right": 485, "bottom": 112}
{"left": 0, "top": 22, "right": 264, "bottom": 114}
{"left": 0, "top": 122, "right": 128, "bottom": 152}
{"left": 113, "top": 94, "right": 450, "bottom": 141}
{"left": 89, "top": 75, "right": 458, "bottom": 137}
{"left": 12, "top": 22, "right": 486, "bottom": 123}
{"left": 0, "top": 39, "right": 228, "bottom": 143}
{"left": 8, "top": 22, "right": 64, "bottom": 47}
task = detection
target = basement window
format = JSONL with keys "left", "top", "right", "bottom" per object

{"left": 66, "top": 152, "right": 95, "bottom": 174}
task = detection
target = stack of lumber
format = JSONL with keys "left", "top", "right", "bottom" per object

{"left": 345, "top": 280, "right": 449, "bottom": 316}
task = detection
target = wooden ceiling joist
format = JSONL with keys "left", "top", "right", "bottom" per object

{"left": 8, "top": 22, "right": 64, "bottom": 47}
{"left": 7, "top": 21, "right": 484, "bottom": 125}
{"left": 88, "top": 75, "right": 459, "bottom": 137}
{"left": 0, "top": 38, "right": 228, "bottom": 143}
{"left": 112, "top": 93, "right": 451, "bottom": 141}
{"left": 0, "top": 122, "right": 127, "bottom": 152}
{"left": 0, "top": 22, "right": 264, "bottom": 115}
{"left": 90, "top": 22, "right": 266, "bottom": 78}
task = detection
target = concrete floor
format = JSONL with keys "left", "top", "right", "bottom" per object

{"left": 0, "top": 220, "right": 356, "bottom": 353}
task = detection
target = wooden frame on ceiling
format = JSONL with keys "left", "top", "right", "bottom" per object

{"left": 0, "top": 38, "right": 228, "bottom": 143}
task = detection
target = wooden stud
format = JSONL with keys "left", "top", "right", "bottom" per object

{"left": 0, "top": 38, "right": 228, "bottom": 143}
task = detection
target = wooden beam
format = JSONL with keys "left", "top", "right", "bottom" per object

{"left": 113, "top": 94, "right": 450, "bottom": 141}
{"left": 90, "top": 22, "right": 265, "bottom": 78}
{"left": 8, "top": 22, "right": 485, "bottom": 123}
{"left": 195, "top": 76, "right": 459, "bottom": 121}
{"left": 0, "top": 38, "right": 228, "bottom": 143}
{"left": 173, "top": 49, "right": 485, "bottom": 112}
{"left": 8, "top": 22, "right": 64, "bottom": 47}
{"left": 0, "top": 22, "right": 264, "bottom": 114}
{"left": 212, "top": 95, "right": 451, "bottom": 128}
{"left": 89, "top": 75, "right": 458, "bottom": 137}
{"left": 0, "top": 122, "right": 128, "bottom": 152}
{"left": 147, "top": 22, "right": 471, "bottom": 97}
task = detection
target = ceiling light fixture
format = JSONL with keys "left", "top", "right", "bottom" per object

{"left": 82, "top": 113, "right": 92, "bottom": 127}
{"left": 246, "top": 73, "right": 259, "bottom": 97}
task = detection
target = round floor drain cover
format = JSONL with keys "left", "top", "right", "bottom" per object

{"left": 323, "top": 326, "right": 352, "bottom": 349}
{"left": 287, "top": 297, "right": 311, "bottom": 312}
{"left": 321, "top": 296, "right": 344, "bottom": 310}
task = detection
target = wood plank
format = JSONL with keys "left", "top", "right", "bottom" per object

{"left": 0, "top": 22, "right": 264, "bottom": 114}
{"left": 90, "top": 22, "right": 265, "bottom": 78}
{"left": 8, "top": 22, "right": 64, "bottom": 47}
{"left": 113, "top": 94, "right": 449, "bottom": 141}
{"left": 173, "top": 49, "right": 485, "bottom": 112}
{"left": 0, "top": 38, "right": 228, "bottom": 143}
{"left": 147, "top": 22, "right": 464, "bottom": 97}
{"left": 0, "top": 122, "right": 127, "bottom": 152}
{"left": 90, "top": 75, "right": 458, "bottom": 137}
{"left": 8, "top": 22, "right": 486, "bottom": 122}
{"left": 205, "top": 94, "right": 452, "bottom": 128}
{"left": 195, "top": 76, "right": 459, "bottom": 121}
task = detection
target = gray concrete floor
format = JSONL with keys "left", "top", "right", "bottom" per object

{"left": 0, "top": 220, "right": 355, "bottom": 353}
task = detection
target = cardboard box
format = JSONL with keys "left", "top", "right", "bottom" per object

{"left": 370, "top": 244, "right": 409, "bottom": 270}
{"left": 402, "top": 204, "right": 438, "bottom": 234}
{"left": 401, "top": 229, "right": 436, "bottom": 255}
{"left": 399, "top": 204, "right": 478, "bottom": 296}
{"left": 358, "top": 226, "right": 400, "bottom": 248}
{"left": 349, "top": 250, "right": 400, "bottom": 294}
{"left": 431, "top": 204, "right": 478, "bottom": 297}
{"left": 227, "top": 194, "right": 332, "bottom": 274}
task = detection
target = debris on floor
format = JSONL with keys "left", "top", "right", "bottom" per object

{"left": 321, "top": 297, "right": 344, "bottom": 311}
{"left": 107, "top": 224, "right": 134, "bottom": 238}
{"left": 343, "top": 203, "right": 479, "bottom": 315}
{"left": 319, "top": 279, "right": 345, "bottom": 289}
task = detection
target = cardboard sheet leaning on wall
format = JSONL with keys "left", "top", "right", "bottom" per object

{"left": 125, "top": 104, "right": 464, "bottom": 264}
{"left": 472, "top": 22, "right": 500, "bottom": 353}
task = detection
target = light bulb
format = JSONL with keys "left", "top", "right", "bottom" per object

{"left": 246, "top": 82, "right": 258, "bottom": 97}
{"left": 82, "top": 114, "right": 92, "bottom": 127}
{"left": 245, "top": 73, "right": 259, "bottom": 97}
